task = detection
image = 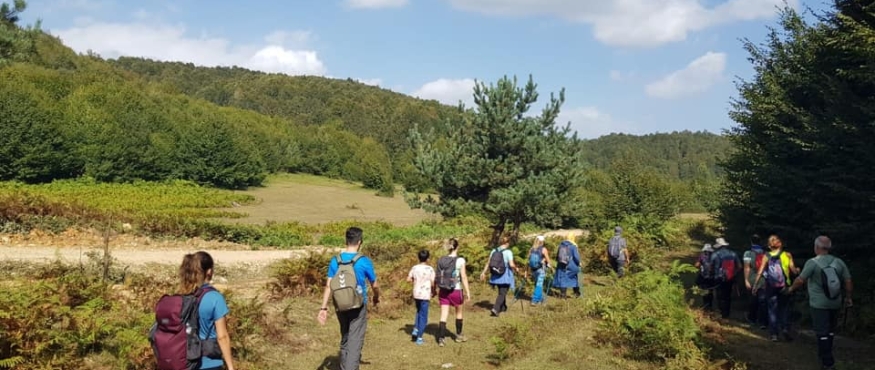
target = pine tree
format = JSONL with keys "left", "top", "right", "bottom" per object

{"left": 409, "top": 75, "right": 585, "bottom": 245}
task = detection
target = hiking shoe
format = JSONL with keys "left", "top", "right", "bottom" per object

{"left": 490, "top": 309, "right": 499, "bottom": 317}
{"left": 769, "top": 335, "right": 778, "bottom": 342}
{"left": 438, "top": 338, "right": 446, "bottom": 347}
{"left": 759, "top": 325, "right": 767, "bottom": 330}
{"left": 454, "top": 335, "right": 468, "bottom": 343}
{"left": 415, "top": 338, "right": 425, "bottom": 346}
{"left": 411, "top": 328, "right": 419, "bottom": 342}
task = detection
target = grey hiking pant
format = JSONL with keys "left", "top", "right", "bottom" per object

{"left": 337, "top": 305, "right": 368, "bottom": 370}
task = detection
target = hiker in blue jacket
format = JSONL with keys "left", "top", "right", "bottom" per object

{"left": 480, "top": 235, "right": 518, "bottom": 317}
{"left": 552, "top": 234, "right": 581, "bottom": 298}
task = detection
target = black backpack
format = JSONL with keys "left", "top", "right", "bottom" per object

{"left": 436, "top": 256, "right": 459, "bottom": 290}
{"left": 488, "top": 248, "right": 507, "bottom": 277}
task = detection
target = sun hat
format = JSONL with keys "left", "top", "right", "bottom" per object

{"left": 714, "top": 238, "right": 729, "bottom": 248}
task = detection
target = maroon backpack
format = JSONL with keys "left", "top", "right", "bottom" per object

{"left": 149, "top": 286, "right": 220, "bottom": 370}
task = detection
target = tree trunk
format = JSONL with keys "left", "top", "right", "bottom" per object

{"left": 510, "top": 218, "right": 522, "bottom": 245}
{"left": 490, "top": 218, "right": 507, "bottom": 247}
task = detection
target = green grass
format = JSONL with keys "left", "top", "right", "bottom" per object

{"left": 268, "top": 276, "right": 660, "bottom": 370}
{"left": 225, "top": 173, "right": 437, "bottom": 226}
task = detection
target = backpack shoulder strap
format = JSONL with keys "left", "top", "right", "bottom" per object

{"left": 349, "top": 253, "right": 363, "bottom": 264}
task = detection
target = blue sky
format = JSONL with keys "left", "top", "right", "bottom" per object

{"left": 21, "top": 0, "right": 827, "bottom": 138}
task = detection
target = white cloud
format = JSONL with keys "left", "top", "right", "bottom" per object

{"left": 645, "top": 51, "right": 726, "bottom": 99}
{"left": 345, "top": 0, "right": 408, "bottom": 9}
{"left": 558, "top": 106, "right": 639, "bottom": 139}
{"left": 445, "top": 0, "right": 796, "bottom": 47}
{"left": 413, "top": 78, "right": 476, "bottom": 106}
{"left": 356, "top": 78, "right": 383, "bottom": 86}
{"left": 54, "top": 22, "right": 327, "bottom": 76}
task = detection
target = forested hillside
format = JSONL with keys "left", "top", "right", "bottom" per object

{"left": 108, "top": 57, "right": 460, "bottom": 155}
{"left": 579, "top": 131, "right": 730, "bottom": 180}
{"left": 1, "top": 0, "right": 727, "bottom": 212}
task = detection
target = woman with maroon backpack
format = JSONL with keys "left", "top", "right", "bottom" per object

{"left": 152, "top": 251, "right": 236, "bottom": 370}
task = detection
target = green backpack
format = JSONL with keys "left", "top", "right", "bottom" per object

{"left": 330, "top": 254, "right": 364, "bottom": 312}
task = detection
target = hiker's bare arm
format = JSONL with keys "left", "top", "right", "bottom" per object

{"left": 370, "top": 280, "right": 381, "bottom": 305}
{"left": 317, "top": 278, "right": 332, "bottom": 325}
{"left": 752, "top": 255, "right": 767, "bottom": 291}
{"left": 845, "top": 279, "right": 854, "bottom": 306}
{"left": 787, "top": 252, "right": 800, "bottom": 275}
{"left": 460, "top": 263, "right": 471, "bottom": 301}
{"left": 788, "top": 276, "right": 805, "bottom": 293}
{"left": 543, "top": 247, "right": 552, "bottom": 267}
{"left": 744, "top": 261, "right": 751, "bottom": 289}
{"left": 215, "top": 316, "right": 235, "bottom": 370}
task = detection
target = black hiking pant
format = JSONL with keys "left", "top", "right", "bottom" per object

{"left": 747, "top": 287, "right": 767, "bottom": 326}
{"left": 716, "top": 280, "right": 733, "bottom": 318}
{"left": 491, "top": 284, "right": 510, "bottom": 315}
{"left": 811, "top": 308, "right": 839, "bottom": 368}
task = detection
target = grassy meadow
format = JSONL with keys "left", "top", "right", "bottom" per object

{"left": 224, "top": 173, "right": 437, "bottom": 226}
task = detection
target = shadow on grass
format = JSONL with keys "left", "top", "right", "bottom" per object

{"left": 398, "top": 323, "right": 443, "bottom": 341}
{"left": 316, "top": 355, "right": 372, "bottom": 370}
{"left": 316, "top": 355, "right": 339, "bottom": 370}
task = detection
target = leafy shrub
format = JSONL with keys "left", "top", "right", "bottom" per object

{"left": 487, "top": 319, "right": 534, "bottom": 365}
{"left": 268, "top": 252, "right": 333, "bottom": 298}
{"left": 584, "top": 262, "right": 708, "bottom": 369}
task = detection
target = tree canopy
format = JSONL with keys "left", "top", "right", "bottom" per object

{"left": 409, "top": 76, "right": 585, "bottom": 244}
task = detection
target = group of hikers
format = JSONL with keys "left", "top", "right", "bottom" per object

{"left": 149, "top": 225, "right": 853, "bottom": 370}
{"left": 313, "top": 227, "right": 607, "bottom": 369}
{"left": 695, "top": 234, "right": 854, "bottom": 370}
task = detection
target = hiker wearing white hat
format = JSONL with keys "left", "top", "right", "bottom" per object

{"left": 527, "top": 235, "right": 552, "bottom": 305}
{"left": 709, "top": 237, "right": 742, "bottom": 319}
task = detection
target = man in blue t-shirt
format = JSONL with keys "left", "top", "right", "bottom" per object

{"left": 317, "top": 227, "right": 380, "bottom": 370}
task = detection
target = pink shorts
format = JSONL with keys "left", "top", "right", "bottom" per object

{"left": 438, "top": 289, "right": 463, "bottom": 307}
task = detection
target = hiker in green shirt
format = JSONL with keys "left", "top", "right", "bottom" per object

{"left": 787, "top": 236, "right": 853, "bottom": 370}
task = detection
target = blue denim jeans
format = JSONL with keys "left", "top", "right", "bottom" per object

{"left": 766, "top": 290, "right": 790, "bottom": 336}
{"left": 531, "top": 268, "right": 545, "bottom": 303}
{"left": 413, "top": 299, "right": 429, "bottom": 339}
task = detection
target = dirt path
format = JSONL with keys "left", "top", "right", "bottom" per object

{"left": 0, "top": 230, "right": 322, "bottom": 268}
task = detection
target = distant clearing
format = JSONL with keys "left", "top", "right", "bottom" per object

{"left": 678, "top": 213, "right": 711, "bottom": 220}
{"left": 224, "top": 174, "right": 438, "bottom": 226}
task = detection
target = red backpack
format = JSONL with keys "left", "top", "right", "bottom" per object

{"left": 149, "top": 286, "right": 220, "bottom": 370}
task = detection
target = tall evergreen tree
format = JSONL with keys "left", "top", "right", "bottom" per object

{"left": 409, "top": 75, "right": 585, "bottom": 245}
{"left": 721, "top": 2, "right": 875, "bottom": 257}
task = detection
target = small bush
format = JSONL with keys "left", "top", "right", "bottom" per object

{"left": 487, "top": 319, "right": 534, "bottom": 365}
{"left": 268, "top": 252, "right": 333, "bottom": 298}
